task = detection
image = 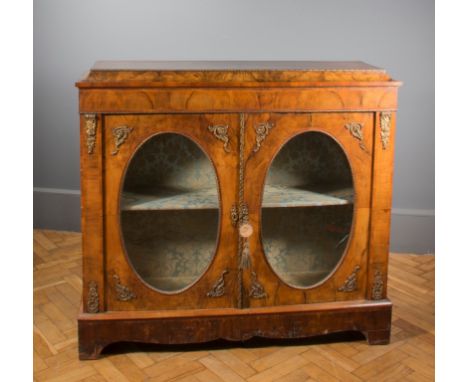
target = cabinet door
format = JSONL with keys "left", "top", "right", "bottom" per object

{"left": 103, "top": 114, "right": 239, "bottom": 310}
{"left": 243, "top": 113, "right": 373, "bottom": 307}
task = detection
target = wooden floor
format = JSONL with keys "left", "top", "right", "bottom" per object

{"left": 33, "top": 230, "right": 435, "bottom": 382}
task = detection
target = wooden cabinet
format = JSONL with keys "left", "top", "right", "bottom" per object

{"left": 76, "top": 61, "right": 401, "bottom": 359}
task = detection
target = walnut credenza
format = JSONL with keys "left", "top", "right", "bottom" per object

{"left": 76, "top": 61, "right": 401, "bottom": 359}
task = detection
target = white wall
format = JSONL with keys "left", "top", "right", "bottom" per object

{"left": 33, "top": 0, "right": 434, "bottom": 252}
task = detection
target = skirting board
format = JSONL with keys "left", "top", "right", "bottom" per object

{"left": 390, "top": 210, "right": 435, "bottom": 254}
{"left": 33, "top": 188, "right": 435, "bottom": 253}
{"left": 34, "top": 187, "right": 81, "bottom": 232}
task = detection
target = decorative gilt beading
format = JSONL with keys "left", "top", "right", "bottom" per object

{"left": 230, "top": 204, "right": 239, "bottom": 227}
{"left": 236, "top": 114, "right": 247, "bottom": 308}
{"left": 231, "top": 202, "right": 250, "bottom": 228}
{"left": 252, "top": 122, "right": 274, "bottom": 154}
{"left": 249, "top": 272, "right": 267, "bottom": 299}
{"left": 111, "top": 126, "right": 133, "bottom": 156}
{"left": 337, "top": 265, "right": 360, "bottom": 292}
{"left": 84, "top": 114, "right": 97, "bottom": 155}
{"left": 372, "top": 269, "right": 384, "bottom": 300}
{"left": 113, "top": 274, "right": 136, "bottom": 301}
{"left": 208, "top": 124, "right": 231, "bottom": 152}
{"left": 86, "top": 281, "right": 99, "bottom": 313}
{"left": 239, "top": 202, "right": 249, "bottom": 222}
{"left": 345, "top": 122, "right": 367, "bottom": 152}
{"left": 380, "top": 112, "right": 391, "bottom": 150}
{"left": 231, "top": 114, "right": 268, "bottom": 304}
{"left": 207, "top": 270, "right": 229, "bottom": 297}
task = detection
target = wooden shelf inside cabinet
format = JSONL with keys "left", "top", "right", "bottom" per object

{"left": 121, "top": 184, "right": 354, "bottom": 211}
{"left": 262, "top": 184, "right": 353, "bottom": 208}
{"left": 121, "top": 187, "right": 219, "bottom": 211}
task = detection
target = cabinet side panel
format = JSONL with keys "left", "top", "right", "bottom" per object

{"left": 80, "top": 113, "right": 105, "bottom": 312}
{"left": 367, "top": 112, "right": 396, "bottom": 300}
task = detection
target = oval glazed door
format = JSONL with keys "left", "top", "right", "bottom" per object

{"left": 120, "top": 133, "right": 219, "bottom": 293}
{"left": 262, "top": 131, "right": 354, "bottom": 288}
{"left": 104, "top": 114, "right": 239, "bottom": 310}
{"left": 243, "top": 113, "right": 374, "bottom": 307}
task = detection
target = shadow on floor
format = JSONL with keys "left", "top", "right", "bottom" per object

{"left": 102, "top": 331, "right": 366, "bottom": 357}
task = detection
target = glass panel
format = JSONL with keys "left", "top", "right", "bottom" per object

{"left": 261, "top": 132, "right": 354, "bottom": 288}
{"left": 120, "top": 133, "right": 219, "bottom": 293}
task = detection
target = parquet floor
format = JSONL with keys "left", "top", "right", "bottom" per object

{"left": 33, "top": 229, "right": 435, "bottom": 381}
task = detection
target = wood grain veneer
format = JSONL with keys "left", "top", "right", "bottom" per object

{"left": 77, "top": 61, "right": 401, "bottom": 359}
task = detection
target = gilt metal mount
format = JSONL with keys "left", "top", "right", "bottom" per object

{"left": 84, "top": 114, "right": 97, "bottom": 155}
{"left": 380, "top": 112, "right": 391, "bottom": 150}
{"left": 86, "top": 281, "right": 99, "bottom": 313}
{"left": 208, "top": 124, "right": 231, "bottom": 152}
{"left": 371, "top": 269, "right": 384, "bottom": 300}
{"left": 249, "top": 272, "right": 267, "bottom": 299}
{"left": 207, "top": 270, "right": 229, "bottom": 297}
{"left": 252, "top": 122, "right": 274, "bottom": 154}
{"left": 338, "top": 265, "right": 360, "bottom": 292}
{"left": 113, "top": 274, "right": 136, "bottom": 301}
{"left": 345, "top": 122, "right": 367, "bottom": 152}
{"left": 111, "top": 126, "right": 133, "bottom": 155}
